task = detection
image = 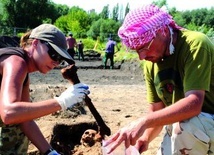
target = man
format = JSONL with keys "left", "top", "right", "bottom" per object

{"left": 66, "top": 32, "right": 77, "bottom": 59}
{"left": 103, "top": 38, "right": 117, "bottom": 69}
{"left": 104, "top": 4, "right": 214, "bottom": 155}
{"left": 77, "top": 40, "right": 84, "bottom": 61}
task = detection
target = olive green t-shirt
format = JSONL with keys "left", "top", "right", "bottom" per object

{"left": 144, "top": 30, "right": 214, "bottom": 113}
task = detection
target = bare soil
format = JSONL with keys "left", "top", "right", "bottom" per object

{"left": 27, "top": 58, "right": 163, "bottom": 155}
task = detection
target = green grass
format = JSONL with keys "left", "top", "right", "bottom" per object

{"left": 80, "top": 38, "right": 145, "bottom": 69}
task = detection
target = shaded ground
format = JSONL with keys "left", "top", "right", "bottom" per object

{"left": 27, "top": 57, "right": 163, "bottom": 155}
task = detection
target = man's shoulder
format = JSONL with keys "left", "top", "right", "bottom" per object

{"left": 181, "top": 30, "right": 208, "bottom": 40}
{"left": 66, "top": 37, "right": 76, "bottom": 42}
{"left": 108, "top": 41, "right": 116, "bottom": 46}
{"left": 72, "top": 38, "right": 76, "bottom": 42}
{"left": 180, "top": 30, "right": 213, "bottom": 48}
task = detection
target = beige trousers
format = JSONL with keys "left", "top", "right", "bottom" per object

{"left": 157, "top": 112, "right": 214, "bottom": 155}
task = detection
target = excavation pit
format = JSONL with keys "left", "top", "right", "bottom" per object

{"left": 50, "top": 121, "right": 103, "bottom": 155}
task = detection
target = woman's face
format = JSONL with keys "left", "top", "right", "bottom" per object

{"left": 32, "top": 40, "right": 61, "bottom": 74}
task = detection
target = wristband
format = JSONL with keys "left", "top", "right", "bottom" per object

{"left": 44, "top": 148, "right": 54, "bottom": 155}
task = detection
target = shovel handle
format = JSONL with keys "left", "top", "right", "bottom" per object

{"left": 61, "top": 65, "right": 111, "bottom": 136}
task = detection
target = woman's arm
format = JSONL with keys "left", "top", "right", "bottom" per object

{"left": 20, "top": 121, "right": 52, "bottom": 153}
{"left": 19, "top": 75, "right": 52, "bottom": 153}
{"left": 0, "top": 55, "right": 61, "bottom": 124}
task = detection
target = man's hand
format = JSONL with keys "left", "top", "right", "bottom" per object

{"left": 135, "top": 137, "right": 149, "bottom": 153}
{"left": 103, "top": 117, "right": 146, "bottom": 154}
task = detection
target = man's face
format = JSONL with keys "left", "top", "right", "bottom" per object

{"left": 135, "top": 29, "right": 170, "bottom": 63}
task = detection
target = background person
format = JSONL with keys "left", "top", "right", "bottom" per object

{"left": 104, "top": 4, "right": 214, "bottom": 155}
{"left": 77, "top": 40, "right": 84, "bottom": 61}
{"left": 0, "top": 24, "right": 89, "bottom": 155}
{"left": 66, "top": 32, "right": 77, "bottom": 59}
{"left": 103, "top": 37, "right": 117, "bottom": 69}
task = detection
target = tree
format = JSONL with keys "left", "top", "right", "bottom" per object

{"left": 87, "top": 19, "right": 104, "bottom": 40}
{"left": 172, "top": 11, "right": 186, "bottom": 27}
{"left": 112, "top": 3, "right": 119, "bottom": 21}
{"left": 88, "top": 18, "right": 120, "bottom": 42}
{"left": 124, "top": 3, "right": 130, "bottom": 18}
{"left": 100, "top": 19, "right": 120, "bottom": 42}
{"left": 153, "top": 0, "right": 168, "bottom": 8}
{"left": 55, "top": 6, "right": 91, "bottom": 38}
{"left": 54, "top": 4, "right": 69, "bottom": 16}
{"left": 99, "top": 5, "right": 109, "bottom": 19}
{"left": 180, "top": 8, "right": 214, "bottom": 29}
{"left": 0, "top": 0, "right": 68, "bottom": 29}
{"left": 119, "top": 3, "right": 124, "bottom": 21}
{"left": 204, "top": 7, "right": 214, "bottom": 29}
{"left": 87, "top": 11, "right": 100, "bottom": 25}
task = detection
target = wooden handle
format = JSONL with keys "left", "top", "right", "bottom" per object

{"left": 61, "top": 65, "right": 111, "bottom": 136}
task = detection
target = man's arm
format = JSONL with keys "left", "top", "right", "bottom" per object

{"left": 135, "top": 101, "right": 164, "bottom": 152}
{"left": 104, "top": 90, "right": 205, "bottom": 153}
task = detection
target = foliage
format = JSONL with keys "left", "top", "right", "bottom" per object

{"left": 66, "top": 8, "right": 85, "bottom": 37}
{"left": 115, "top": 50, "right": 138, "bottom": 62}
{"left": 0, "top": 0, "right": 213, "bottom": 40}
{"left": 100, "top": 19, "right": 120, "bottom": 42}
{"left": 179, "top": 8, "right": 214, "bottom": 29}
{"left": 0, "top": 0, "right": 69, "bottom": 35}
{"left": 0, "top": 0, "right": 213, "bottom": 69}
{"left": 184, "top": 23, "right": 214, "bottom": 38}
{"left": 79, "top": 38, "right": 138, "bottom": 63}
{"left": 55, "top": 6, "right": 98, "bottom": 38}
{"left": 87, "top": 19, "right": 104, "bottom": 40}
{"left": 87, "top": 18, "right": 120, "bottom": 42}
{"left": 172, "top": 11, "right": 186, "bottom": 26}
{"left": 112, "top": 3, "right": 119, "bottom": 21}
{"left": 2, "top": 0, "right": 49, "bottom": 27}
{"left": 55, "top": 3, "right": 69, "bottom": 16}
{"left": 99, "top": 5, "right": 109, "bottom": 19}
{"left": 153, "top": 0, "right": 168, "bottom": 8}
{"left": 80, "top": 38, "right": 97, "bottom": 50}
{"left": 151, "top": 0, "right": 214, "bottom": 37}
{"left": 170, "top": 8, "right": 214, "bottom": 37}
{"left": 54, "top": 15, "right": 68, "bottom": 34}
{"left": 124, "top": 3, "right": 130, "bottom": 18}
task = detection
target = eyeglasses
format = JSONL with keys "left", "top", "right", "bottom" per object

{"left": 137, "top": 38, "right": 154, "bottom": 54}
{"left": 41, "top": 41, "right": 63, "bottom": 63}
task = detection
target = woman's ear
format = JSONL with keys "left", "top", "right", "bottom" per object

{"left": 28, "top": 39, "right": 38, "bottom": 57}
{"left": 32, "top": 39, "right": 38, "bottom": 47}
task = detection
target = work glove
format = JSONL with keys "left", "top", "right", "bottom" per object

{"left": 47, "top": 150, "right": 60, "bottom": 155}
{"left": 55, "top": 83, "right": 89, "bottom": 111}
{"left": 44, "top": 149, "right": 60, "bottom": 155}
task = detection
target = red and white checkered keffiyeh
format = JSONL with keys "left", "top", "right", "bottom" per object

{"left": 118, "top": 4, "right": 181, "bottom": 49}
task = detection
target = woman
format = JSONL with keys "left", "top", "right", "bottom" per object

{"left": 0, "top": 24, "right": 89, "bottom": 155}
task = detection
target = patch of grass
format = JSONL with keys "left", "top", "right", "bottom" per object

{"left": 78, "top": 38, "right": 146, "bottom": 70}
